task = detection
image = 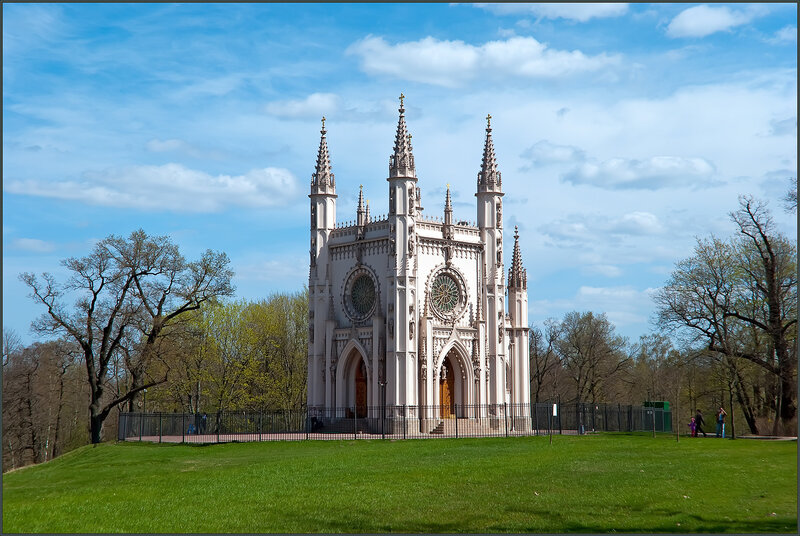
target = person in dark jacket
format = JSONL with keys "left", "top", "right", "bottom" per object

{"left": 694, "top": 409, "right": 707, "bottom": 437}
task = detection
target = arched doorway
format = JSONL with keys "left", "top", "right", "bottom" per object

{"left": 440, "top": 359, "right": 455, "bottom": 418}
{"left": 355, "top": 358, "right": 367, "bottom": 418}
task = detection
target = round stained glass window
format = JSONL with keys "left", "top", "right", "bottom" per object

{"left": 431, "top": 274, "right": 460, "bottom": 313}
{"left": 351, "top": 275, "right": 376, "bottom": 316}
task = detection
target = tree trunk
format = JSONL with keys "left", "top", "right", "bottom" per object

{"left": 90, "top": 413, "right": 104, "bottom": 444}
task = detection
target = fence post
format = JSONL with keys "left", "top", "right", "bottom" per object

{"left": 182, "top": 413, "right": 185, "bottom": 443}
{"left": 139, "top": 413, "right": 143, "bottom": 442}
{"left": 455, "top": 405, "right": 459, "bottom": 439}
{"left": 558, "top": 398, "right": 562, "bottom": 435}
{"left": 217, "top": 411, "right": 221, "bottom": 443}
{"left": 259, "top": 410, "right": 262, "bottom": 442}
{"left": 159, "top": 413, "right": 163, "bottom": 443}
{"left": 306, "top": 407, "right": 310, "bottom": 441}
{"left": 403, "top": 405, "right": 406, "bottom": 440}
{"left": 504, "top": 403, "right": 509, "bottom": 437}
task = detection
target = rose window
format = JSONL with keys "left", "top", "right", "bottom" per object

{"left": 350, "top": 275, "right": 376, "bottom": 316}
{"left": 431, "top": 274, "right": 460, "bottom": 314}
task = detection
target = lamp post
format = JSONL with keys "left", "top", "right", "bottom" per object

{"left": 143, "top": 388, "right": 148, "bottom": 415}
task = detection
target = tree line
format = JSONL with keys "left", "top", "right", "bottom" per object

{"left": 530, "top": 194, "right": 797, "bottom": 437}
{"left": 4, "top": 187, "right": 796, "bottom": 471}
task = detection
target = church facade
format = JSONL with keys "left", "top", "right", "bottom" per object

{"left": 307, "top": 96, "right": 530, "bottom": 430}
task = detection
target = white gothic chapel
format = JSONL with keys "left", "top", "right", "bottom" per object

{"left": 307, "top": 95, "right": 530, "bottom": 432}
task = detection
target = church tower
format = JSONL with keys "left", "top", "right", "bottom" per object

{"left": 475, "top": 114, "right": 507, "bottom": 406}
{"left": 508, "top": 227, "right": 531, "bottom": 413}
{"left": 386, "top": 94, "right": 418, "bottom": 409}
{"left": 308, "top": 117, "right": 336, "bottom": 408}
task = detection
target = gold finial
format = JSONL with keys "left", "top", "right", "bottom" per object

{"left": 407, "top": 133, "right": 412, "bottom": 140}
{"left": 486, "top": 114, "right": 492, "bottom": 128}
{"left": 321, "top": 116, "right": 326, "bottom": 133}
{"left": 447, "top": 183, "right": 450, "bottom": 189}
{"left": 360, "top": 184, "right": 363, "bottom": 190}
{"left": 399, "top": 93, "right": 405, "bottom": 107}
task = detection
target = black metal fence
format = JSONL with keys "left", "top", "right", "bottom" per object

{"left": 118, "top": 402, "right": 671, "bottom": 443}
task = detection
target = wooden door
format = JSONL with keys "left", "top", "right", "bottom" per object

{"left": 355, "top": 359, "right": 367, "bottom": 418}
{"left": 440, "top": 359, "right": 455, "bottom": 418}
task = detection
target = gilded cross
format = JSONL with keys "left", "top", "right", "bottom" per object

{"left": 399, "top": 93, "right": 405, "bottom": 107}
{"left": 487, "top": 114, "right": 492, "bottom": 128}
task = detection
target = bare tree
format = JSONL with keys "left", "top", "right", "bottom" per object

{"left": 654, "top": 197, "right": 797, "bottom": 434}
{"left": 529, "top": 319, "right": 561, "bottom": 403}
{"left": 20, "top": 229, "right": 234, "bottom": 444}
{"left": 556, "top": 311, "right": 630, "bottom": 404}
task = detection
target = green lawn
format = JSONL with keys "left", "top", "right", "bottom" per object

{"left": 2, "top": 433, "right": 797, "bottom": 533}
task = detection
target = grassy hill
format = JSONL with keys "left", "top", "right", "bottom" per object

{"left": 2, "top": 433, "right": 797, "bottom": 533}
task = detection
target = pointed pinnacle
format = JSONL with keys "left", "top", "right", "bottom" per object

{"left": 478, "top": 114, "right": 501, "bottom": 191}
{"left": 312, "top": 117, "right": 334, "bottom": 189}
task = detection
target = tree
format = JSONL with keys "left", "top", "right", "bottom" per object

{"left": 20, "top": 229, "right": 234, "bottom": 443}
{"left": 555, "top": 311, "right": 630, "bottom": 404}
{"left": 529, "top": 319, "right": 561, "bottom": 403}
{"left": 729, "top": 196, "right": 797, "bottom": 432}
{"left": 654, "top": 197, "right": 797, "bottom": 434}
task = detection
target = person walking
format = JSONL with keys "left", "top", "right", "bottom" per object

{"left": 694, "top": 409, "right": 707, "bottom": 437}
{"left": 715, "top": 407, "right": 727, "bottom": 438}
{"left": 688, "top": 417, "right": 697, "bottom": 437}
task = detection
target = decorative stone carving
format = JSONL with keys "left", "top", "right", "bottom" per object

{"left": 388, "top": 318, "right": 394, "bottom": 338}
{"left": 409, "top": 320, "right": 414, "bottom": 340}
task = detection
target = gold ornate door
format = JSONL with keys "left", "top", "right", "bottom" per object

{"left": 355, "top": 359, "right": 367, "bottom": 418}
{"left": 439, "top": 360, "right": 455, "bottom": 418}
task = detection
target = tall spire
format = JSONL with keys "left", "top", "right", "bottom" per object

{"left": 312, "top": 116, "right": 334, "bottom": 191}
{"left": 477, "top": 113, "right": 501, "bottom": 192}
{"left": 444, "top": 184, "right": 453, "bottom": 226}
{"left": 389, "top": 93, "right": 416, "bottom": 179}
{"left": 357, "top": 185, "right": 366, "bottom": 226}
{"left": 365, "top": 199, "right": 370, "bottom": 223}
{"left": 508, "top": 226, "right": 527, "bottom": 289}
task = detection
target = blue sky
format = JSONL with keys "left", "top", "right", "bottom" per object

{"left": 3, "top": 3, "right": 797, "bottom": 345}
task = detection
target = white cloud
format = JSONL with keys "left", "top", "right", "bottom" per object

{"left": 474, "top": 3, "right": 629, "bottom": 22}
{"left": 541, "top": 211, "right": 665, "bottom": 246}
{"left": 4, "top": 163, "right": 300, "bottom": 212}
{"left": 10, "top": 238, "right": 56, "bottom": 253}
{"left": 561, "top": 155, "right": 717, "bottom": 190}
{"left": 522, "top": 140, "right": 586, "bottom": 166}
{"left": 666, "top": 5, "right": 764, "bottom": 38}
{"left": 766, "top": 26, "right": 797, "bottom": 45}
{"left": 265, "top": 93, "right": 342, "bottom": 119}
{"left": 346, "top": 35, "right": 621, "bottom": 87}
